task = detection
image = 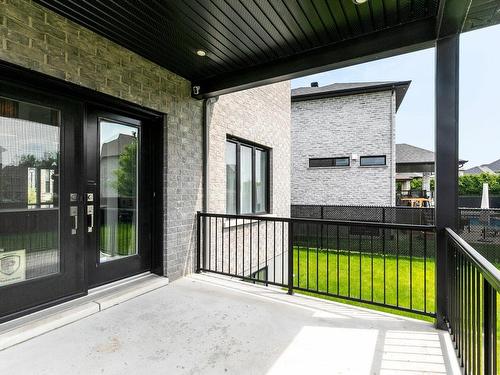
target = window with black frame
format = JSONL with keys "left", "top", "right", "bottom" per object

{"left": 309, "top": 157, "right": 350, "bottom": 168}
{"left": 360, "top": 155, "right": 386, "bottom": 166}
{"left": 226, "top": 138, "right": 269, "bottom": 214}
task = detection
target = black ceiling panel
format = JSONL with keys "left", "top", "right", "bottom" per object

{"left": 33, "top": 0, "right": 500, "bottom": 97}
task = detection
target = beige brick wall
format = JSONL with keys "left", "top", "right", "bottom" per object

{"left": 0, "top": 0, "right": 203, "bottom": 280}
{"left": 204, "top": 81, "right": 291, "bottom": 281}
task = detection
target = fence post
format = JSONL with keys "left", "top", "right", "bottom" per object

{"left": 196, "top": 211, "right": 201, "bottom": 273}
{"left": 320, "top": 206, "right": 324, "bottom": 249}
{"left": 288, "top": 220, "right": 294, "bottom": 295}
{"left": 483, "top": 280, "right": 497, "bottom": 375}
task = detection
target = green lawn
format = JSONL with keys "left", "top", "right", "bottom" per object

{"left": 292, "top": 247, "right": 435, "bottom": 321}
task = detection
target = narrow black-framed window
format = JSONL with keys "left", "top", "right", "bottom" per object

{"left": 226, "top": 138, "right": 269, "bottom": 214}
{"left": 360, "top": 155, "right": 386, "bottom": 166}
{"left": 309, "top": 157, "right": 350, "bottom": 168}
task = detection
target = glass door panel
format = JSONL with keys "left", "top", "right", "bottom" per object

{"left": 99, "top": 121, "right": 138, "bottom": 263}
{"left": 0, "top": 97, "right": 60, "bottom": 286}
{"left": 86, "top": 108, "right": 151, "bottom": 288}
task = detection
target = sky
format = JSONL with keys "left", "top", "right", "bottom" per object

{"left": 291, "top": 24, "right": 500, "bottom": 169}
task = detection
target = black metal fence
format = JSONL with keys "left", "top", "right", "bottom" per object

{"left": 291, "top": 204, "right": 435, "bottom": 225}
{"left": 197, "top": 212, "right": 436, "bottom": 318}
{"left": 445, "top": 229, "right": 499, "bottom": 375}
{"left": 292, "top": 205, "right": 500, "bottom": 264}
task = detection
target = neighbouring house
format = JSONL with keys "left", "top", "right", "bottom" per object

{"left": 291, "top": 81, "right": 410, "bottom": 207}
{"left": 463, "top": 158, "right": 500, "bottom": 175}
{"left": 396, "top": 143, "right": 467, "bottom": 193}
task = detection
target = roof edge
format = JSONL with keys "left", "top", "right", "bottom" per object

{"left": 291, "top": 81, "right": 412, "bottom": 111}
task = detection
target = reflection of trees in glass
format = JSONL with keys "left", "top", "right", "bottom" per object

{"left": 113, "top": 141, "right": 137, "bottom": 198}
{"left": 18, "top": 152, "right": 58, "bottom": 168}
{"left": 17, "top": 152, "right": 58, "bottom": 206}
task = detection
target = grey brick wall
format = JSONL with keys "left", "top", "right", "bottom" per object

{"left": 0, "top": 0, "right": 203, "bottom": 281}
{"left": 291, "top": 91, "right": 396, "bottom": 206}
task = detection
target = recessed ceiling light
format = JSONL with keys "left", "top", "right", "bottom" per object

{"left": 196, "top": 49, "right": 207, "bottom": 57}
{"left": 352, "top": 0, "right": 368, "bottom": 4}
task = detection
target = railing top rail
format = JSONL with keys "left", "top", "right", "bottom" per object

{"left": 459, "top": 207, "right": 500, "bottom": 212}
{"left": 446, "top": 228, "right": 500, "bottom": 291}
{"left": 291, "top": 204, "right": 433, "bottom": 210}
{"left": 198, "top": 212, "right": 436, "bottom": 231}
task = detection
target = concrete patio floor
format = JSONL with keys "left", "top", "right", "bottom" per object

{"left": 0, "top": 273, "right": 460, "bottom": 375}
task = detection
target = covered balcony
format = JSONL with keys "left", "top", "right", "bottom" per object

{"left": 0, "top": 0, "right": 499, "bottom": 374}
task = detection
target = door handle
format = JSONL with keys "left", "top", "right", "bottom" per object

{"left": 87, "top": 205, "right": 94, "bottom": 233}
{"left": 70, "top": 206, "right": 78, "bottom": 235}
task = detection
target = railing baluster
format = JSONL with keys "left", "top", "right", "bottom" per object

{"left": 336, "top": 225, "right": 340, "bottom": 296}
{"left": 242, "top": 219, "right": 245, "bottom": 277}
{"left": 306, "top": 223, "right": 310, "bottom": 290}
{"left": 222, "top": 218, "right": 224, "bottom": 273}
{"left": 229, "top": 218, "right": 231, "bottom": 274}
{"left": 383, "top": 227, "right": 386, "bottom": 305}
{"left": 250, "top": 218, "right": 252, "bottom": 279}
{"left": 209, "top": 217, "right": 212, "bottom": 271}
{"left": 423, "top": 231, "right": 427, "bottom": 314}
{"left": 409, "top": 229, "right": 413, "bottom": 311}
{"left": 316, "top": 224, "right": 319, "bottom": 292}
{"left": 348, "top": 227, "right": 351, "bottom": 298}
{"left": 358, "top": 233, "right": 362, "bottom": 299}
{"left": 273, "top": 221, "right": 276, "bottom": 284}
{"left": 257, "top": 219, "right": 260, "bottom": 280}
{"left": 396, "top": 229, "right": 399, "bottom": 307}
{"left": 370, "top": 234, "right": 374, "bottom": 303}
{"left": 288, "top": 221, "right": 293, "bottom": 295}
{"left": 326, "top": 224, "right": 329, "bottom": 294}
{"left": 483, "top": 279, "right": 497, "bottom": 375}
{"left": 471, "top": 267, "right": 476, "bottom": 375}
{"left": 282, "top": 221, "right": 284, "bottom": 286}
{"left": 265, "top": 220, "right": 268, "bottom": 286}
{"left": 215, "top": 217, "right": 218, "bottom": 272}
{"left": 235, "top": 218, "right": 238, "bottom": 276}
{"left": 196, "top": 211, "right": 201, "bottom": 273}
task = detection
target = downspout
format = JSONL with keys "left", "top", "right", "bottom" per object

{"left": 202, "top": 97, "right": 218, "bottom": 213}
{"left": 390, "top": 89, "right": 396, "bottom": 207}
{"left": 203, "top": 98, "right": 208, "bottom": 213}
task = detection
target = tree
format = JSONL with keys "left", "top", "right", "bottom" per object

{"left": 113, "top": 141, "right": 137, "bottom": 198}
{"left": 458, "top": 173, "right": 500, "bottom": 195}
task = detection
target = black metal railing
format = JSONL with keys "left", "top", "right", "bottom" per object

{"left": 197, "top": 212, "right": 436, "bottom": 317}
{"left": 445, "top": 228, "right": 499, "bottom": 375}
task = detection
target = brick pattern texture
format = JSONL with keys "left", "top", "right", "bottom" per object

{"left": 207, "top": 81, "right": 291, "bottom": 217}
{"left": 291, "top": 91, "right": 396, "bottom": 206}
{"left": 205, "top": 82, "right": 291, "bottom": 280}
{"left": 0, "top": 0, "right": 203, "bottom": 281}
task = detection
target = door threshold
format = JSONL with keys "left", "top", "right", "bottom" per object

{"left": 0, "top": 273, "right": 169, "bottom": 351}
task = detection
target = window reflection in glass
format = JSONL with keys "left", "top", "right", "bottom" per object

{"left": 226, "top": 141, "right": 237, "bottom": 214}
{"left": 255, "top": 149, "right": 267, "bottom": 213}
{"left": 99, "top": 121, "right": 138, "bottom": 262}
{"left": 240, "top": 145, "right": 253, "bottom": 214}
{"left": 0, "top": 97, "right": 60, "bottom": 286}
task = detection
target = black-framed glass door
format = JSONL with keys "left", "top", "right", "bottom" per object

{"left": 85, "top": 109, "right": 152, "bottom": 288}
{"left": 0, "top": 82, "right": 85, "bottom": 321}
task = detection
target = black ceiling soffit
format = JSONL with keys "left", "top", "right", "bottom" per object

{"left": 34, "top": 0, "right": 500, "bottom": 99}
